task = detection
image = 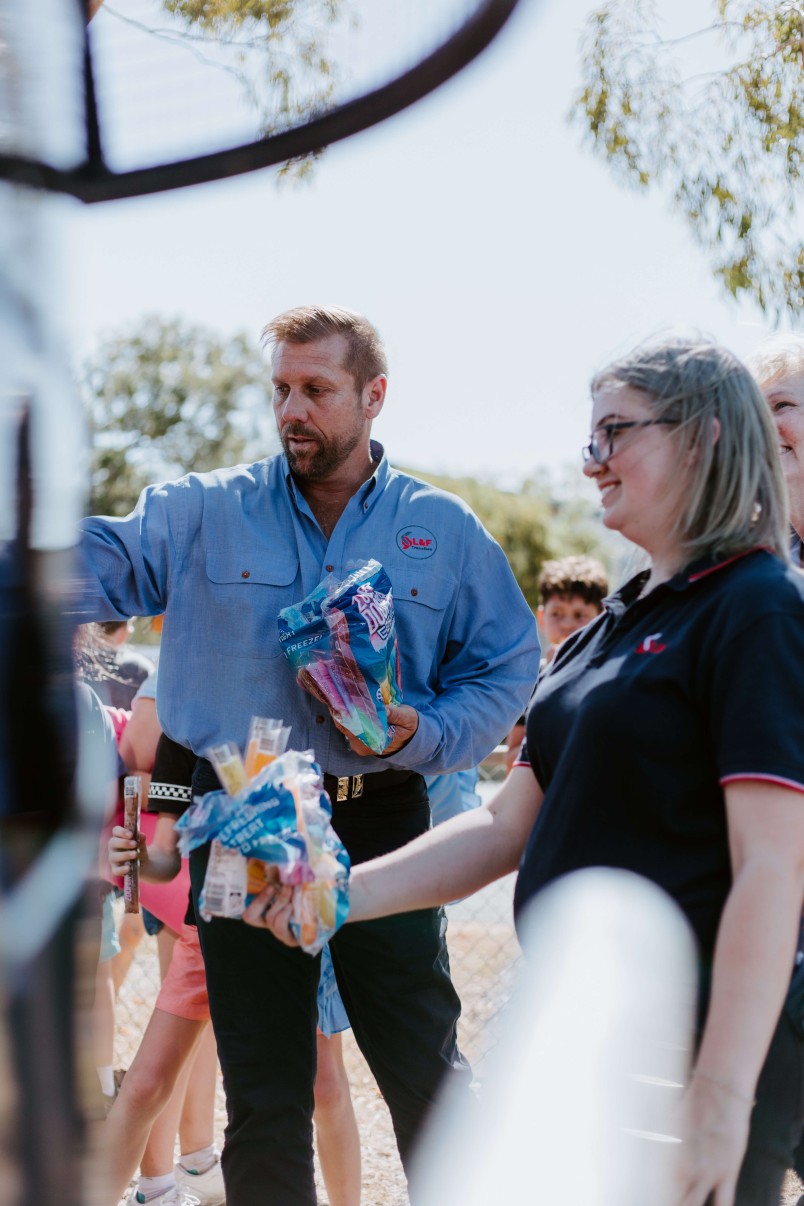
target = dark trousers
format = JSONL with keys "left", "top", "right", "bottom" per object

{"left": 191, "top": 768, "right": 472, "bottom": 1206}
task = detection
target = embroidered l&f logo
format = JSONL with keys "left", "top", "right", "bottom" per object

{"left": 635, "top": 633, "right": 666, "bottom": 654}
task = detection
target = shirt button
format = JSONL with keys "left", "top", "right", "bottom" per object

{"left": 315, "top": 715, "right": 325, "bottom": 725}
{"left": 410, "top": 588, "right": 418, "bottom": 597}
{"left": 363, "top": 503, "right": 368, "bottom": 511}
{"left": 325, "top": 564, "right": 334, "bottom": 572}
{"left": 241, "top": 570, "right": 250, "bottom": 579}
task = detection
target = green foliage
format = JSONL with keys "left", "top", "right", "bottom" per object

{"left": 101, "top": 0, "right": 346, "bottom": 177}
{"left": 574, "top": 1, "right": 804, "bottom": 319}
{"left": 81, "top": 316, "right": 275, "bottom": 516}
{"left": 401, "top": 466, "right": 610, "bottom": 609}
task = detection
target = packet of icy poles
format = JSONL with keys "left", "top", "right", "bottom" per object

{"left": 123, "top": 775, "right": 141, "bottom": 914}
{"left": 186, "top": 746, "right": 350, "bottom": 949}
{"left": 278, "top": 560, "right": 402, "bottom": 754}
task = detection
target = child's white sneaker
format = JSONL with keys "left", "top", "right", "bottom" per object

{"left": 132, "top": 1188, "right": 200, "bottom": 1206}
{"left": 174, "top": 1157, "right": 226, "bottom": 1206}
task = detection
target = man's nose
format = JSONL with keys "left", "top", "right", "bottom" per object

{"left": 278, "top": 390, "right": 308, "bottom": 422}
{"left": 582, "top": 456, "right": 599, "bottom": 479}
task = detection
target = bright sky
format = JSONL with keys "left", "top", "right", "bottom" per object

{"left": 68, "top": 0, "right": 781, "bottom": 490}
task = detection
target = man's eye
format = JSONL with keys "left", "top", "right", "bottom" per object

{"left": 773, "top": 401, "right": 793, "bottom": 413}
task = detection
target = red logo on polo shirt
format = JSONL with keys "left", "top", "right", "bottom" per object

{"left": 635, "top": 633, "right": 666, "bottom": 654}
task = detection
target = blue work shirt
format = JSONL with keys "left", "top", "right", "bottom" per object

{"left": 76, "top": 442, "right": 539, "bottom": 776}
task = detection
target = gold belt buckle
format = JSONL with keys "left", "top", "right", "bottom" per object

{"left": 336, "top": 774, "right": 364, "bottom": 801}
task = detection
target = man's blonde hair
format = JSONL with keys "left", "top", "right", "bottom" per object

{"left": 262, "top": 305, "right": 388, "bottom": 389}
{"left": 591, "top": 338, "right": 790, "bottom": 564}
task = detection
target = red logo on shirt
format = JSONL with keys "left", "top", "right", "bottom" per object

{"left": 635, "top": 633, "right": 666, "bottom": 654}
{"left": 396, "top": 526, "right": 437, "bottom": 559}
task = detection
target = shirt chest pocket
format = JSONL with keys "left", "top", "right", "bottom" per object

{"left": 204, "top": 548, "right": 299, "bottom": 660}
{"left": 389, "top": 566, "right": 455, "bottom": 613}
{"left": 386, "top": 565, "right": 456, "bottom": 672}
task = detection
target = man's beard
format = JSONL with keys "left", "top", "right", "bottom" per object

{"left": 280, "top": 419, "right": 364, "bottom": 481}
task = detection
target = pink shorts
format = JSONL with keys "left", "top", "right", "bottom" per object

{"left": 155, "top": 924, "right": 211, "bottom": 1022}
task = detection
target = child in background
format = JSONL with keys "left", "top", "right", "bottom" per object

{"left": 504, "top": 555, "right": 609, "bottom": 773}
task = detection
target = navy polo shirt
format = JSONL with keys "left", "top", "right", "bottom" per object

{"left": 514, "top": 548, "right": 804, "bottom": 961}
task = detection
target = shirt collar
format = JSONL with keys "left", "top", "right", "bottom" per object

{"left": 362, "top": 440, "right": 388, "bottom": 508}
{"left": 605, "top": 546, "right": 767, "bottom": 616}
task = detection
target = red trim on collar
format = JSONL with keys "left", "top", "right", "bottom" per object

{"left": 687, "top": 547, "right": 771, "bottom": 583}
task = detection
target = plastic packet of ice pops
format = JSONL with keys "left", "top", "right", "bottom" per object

{"left": 278, "top": 560, "right": 403, "bottom": 755}
{"left": 176, "top": 735, "right": 350, "bottom": 951}
{"left": 174, "top": 789, "right": 237, "bottom": 857}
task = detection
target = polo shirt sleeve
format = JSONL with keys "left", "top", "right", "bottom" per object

{"left": 513, "top": 739, "right": 530, "bottom": 769}
{"left": 147, "top": 732, "right": 196, "bottom": 817}
{"left": 709, "top": 608, "right": 804, "bottom": 793}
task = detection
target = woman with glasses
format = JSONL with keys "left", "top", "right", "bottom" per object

{"left": 250, "top": 338, "right": 804, "bottom": 1206}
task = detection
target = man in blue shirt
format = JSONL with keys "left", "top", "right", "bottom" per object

{"left": 78, "top": 305, "right": 539, "bottom": 1205}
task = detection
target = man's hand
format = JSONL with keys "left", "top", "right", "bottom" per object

{"left": 108, "top": 825, "right": 147, "bottom": 878}
{"left": 333, "top": 703, "right": 419, "bottom": 758}
{"left": 243, "top": 883, "right": 297, "bottom": 945}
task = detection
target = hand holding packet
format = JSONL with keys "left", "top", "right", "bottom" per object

{"left": 278, "top": 559, "right": 403, "bottom": 755}
{"left": 175, "top": 730, "right": 349, "bottom": 954}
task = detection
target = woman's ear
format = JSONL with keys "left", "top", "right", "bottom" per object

{"left": 686, "top": 416, "right": 720, "bottom": 465}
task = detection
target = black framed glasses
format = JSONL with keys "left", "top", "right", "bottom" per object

{"left": 582, "top": 419, "right": 679, "bottom": 466}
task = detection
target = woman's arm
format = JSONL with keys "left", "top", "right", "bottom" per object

{"left": 680, "top": 779, "right": 804, "bottom": 1206}
{"left": 246, "top": 765, "right": 544, "bottom": 936}
{"left": 108, "top": 813, "right": 181, "bottom": 884}
{"left": 350, "top": 765, "right": 542, "bottom": 920}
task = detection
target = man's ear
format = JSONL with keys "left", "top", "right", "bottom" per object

{"left": 364, "top": 375, "right": 387, "bottom": 419}
{"left": 712, "top": 416, "right": 721, "bottom": 446}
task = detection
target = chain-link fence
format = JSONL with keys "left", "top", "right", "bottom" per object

{"left": 112, "top": 872, "right": 521, "bottom": 1075}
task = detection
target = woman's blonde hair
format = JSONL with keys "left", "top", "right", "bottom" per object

{"left": 591, "top": 338, "right": 790, "bottom": 564}
{"left": 746, "top": 334, "right": 804, "bottom": 390}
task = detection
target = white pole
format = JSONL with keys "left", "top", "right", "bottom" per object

{"left": 412, "top": 868, "right": 697, "bottom": 1206}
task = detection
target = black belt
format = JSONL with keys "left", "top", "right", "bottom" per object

{"left": 323, "top": 768, "right": 416, "bottom": 803}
